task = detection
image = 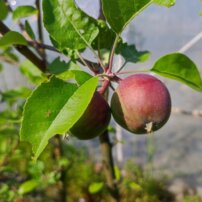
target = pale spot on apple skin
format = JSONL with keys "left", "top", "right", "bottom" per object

{"left": 145, "top": 122, "right": 153, "bottom": 134}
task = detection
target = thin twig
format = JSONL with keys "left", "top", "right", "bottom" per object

{"left": 116, "top": 61, "right": 127, "bottom": 73}
{"left": 36, "top": 0, "right": 47, "bottom": 66}
{"left": 0, "top": 21, "right": 46, "bottom": 72}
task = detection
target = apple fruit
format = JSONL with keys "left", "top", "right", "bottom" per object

{"left": 111, "top": 74, "right": 171, "bottom": 134}
{"left": 70, "top": 92, "right": 111, "bottom": 140}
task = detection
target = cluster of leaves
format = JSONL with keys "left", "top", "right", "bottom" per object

{"left": 0, "top": 1, "right": 202, "bottom": 202}
{"left": 1, "top": 0, "right": 201, "bottom": 161}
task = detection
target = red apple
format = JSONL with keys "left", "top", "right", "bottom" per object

{"left": 70, "top": 92, "right": 111, "bottom": 140}
{"left": 111, "top": 74, "right": 171, "bottom": 134}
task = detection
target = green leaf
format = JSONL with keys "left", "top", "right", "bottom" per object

{"left": 48, "top": 58, "right": 92, "bottom": 84}
{"left": 88, "top": 182, "right": 104, "bottom": 194}
{"left": 43, "top": 0, "right": 99, "bottom": 52}
{"left": 71, "top": 70, "right": 92, "bottom": 85}
{"left": 129, "top": 182, "right": 142, "bottom": 191}
{"left": 13, "top": 6, "right": 38, "bottom": 21}
{"left": 1, "top": 87, "right": 31, "bottom": 105}
{"left": 18, "top": 179, "right": 40, "bottom": 195}
{"left": 1, "top": 47, "right": 19, "bottom": 63}
{"left": 20, "top": 60, "right": 46, "bottom": 84}
{"left": 151, "top": 53, "right": 202, "bottom": 92}
{"left": 116, "top": 42, "right": 150, "bottom": 63}
{"left": 0, "top": 0, "right": 8, "bottom": 20}
{"left": 154, "top": 0, "right": 175, "bottom": 7}
{"left": 92, "top": 20, "right": 116, "bottom": 50}
{"left": 48, "top": 57, "right": 74, "bottom": 75}
{"left": 101, "top": 0, "right": 175, "bottom": 34}
{"left": 102, "top": 0, "right": 152, "bottom": 34}
{"left": 0, "top": 31, "right": 27, "bottom": 47}
{"left": 25, "top": 20, "right": 36, "bottom": 40}
{"left": 114, "top": 166, "right": 121, "bottom": 181}
{"left": 20, "top": 76, "right": 98, "bottom": 160}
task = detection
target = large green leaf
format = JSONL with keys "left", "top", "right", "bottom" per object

{"left": 13, "top": 6, "right": 38, "bottom": 22}
{"left": 42, "top": 0, "right": 99, "bottom": 51}
{"left": 102, "top": 0, "right": 152, "bottom": 34}
{"left": 0, "top": 0, "right": 8, "bottom": 20}
{"left": 20, "top": 76, "right": 98, "bottom": 160}
{"left": 116, "top": 42, "right": 150, "bottom": 64}
{"left": 0, "top": 31, "right": 27, "bottom": 47}
{"left": 151, "top": 53, "right": 202, "bottom": 92}
{"left": 101, "top": 0, "right": 176, "bottom": 34}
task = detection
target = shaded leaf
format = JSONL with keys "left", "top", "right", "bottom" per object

{"left": 0, "top": 31, "right": 27, "bottom": 47}
{"left": 48, "top": 57, "right": 75, "bottom": 75}
{"left": 43, "top": 0, "right": 99, "bottom": 52}
{"left": 116, "top": 42, "right": 150, "bottom": 63}
{"left": 13, "top": 6, "right": 38, "bottom": 21}
{"left": 48, "top": 58, "right": 92, "bottom": 84}
{"left": 20, "top": 76, "right": 98, "bottom": 160}
{"left": 0, "top": 0, "right": 8, "bottom": 20}
{"left": 92, "top": 20, "right": 116, "bottom": 50}
{"left": 151, "top": 53, "right": 202, "bottom": 92}
{"left": 25, "top": 20, "right": 36, "bottom": 40}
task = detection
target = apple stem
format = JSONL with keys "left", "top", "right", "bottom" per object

{"left": 107, "top": 34, "right": 120, "bottom": 73}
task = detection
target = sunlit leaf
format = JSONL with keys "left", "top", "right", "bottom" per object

{"left": 88, "top": 182, "right": 104, "bottom": 194}
{"left": 102, "top": 0, "right": 152, "bottom": 34}
{"left": 101, "top": 0, "right": 176, "bottom": 34}
{"left": 18, "top": 179, "right": 40, "bottom": 195}
{"left": 43, "top": 0, "right": 99, "bottom": 51}
{"left": 20, "top": 76, "right": 98, "bottom": 160}
{"left": 151, "top": 53, "right": 202, "bottom": 92}
{"left": 154, "top": 0, "right": 175, "bottom": 7}
{"left": 13, "top": 6, "right": 38, "bottom": 21}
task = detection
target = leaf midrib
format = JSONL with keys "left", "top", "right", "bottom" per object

{"left": 59, "top": 0, "right": 93, "bottom": 49}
